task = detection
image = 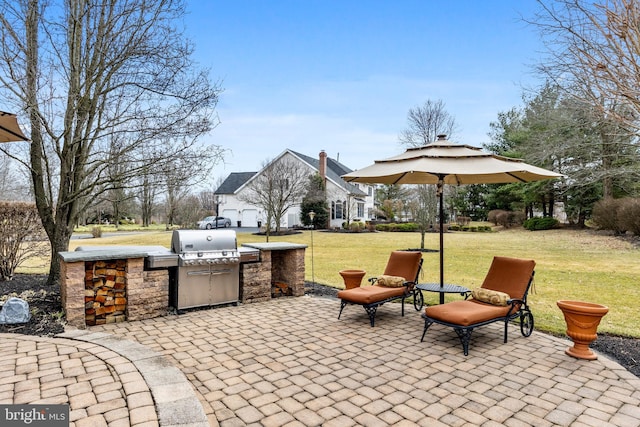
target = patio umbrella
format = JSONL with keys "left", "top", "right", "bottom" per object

{"left": 342, "top": 134, "right": 564, "bottom": 303}
{"left": 0, "top": 111, "right": 29, "bottom": 142}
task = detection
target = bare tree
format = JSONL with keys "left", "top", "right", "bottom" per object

{"left": 173, "top": 193, "right": 205, "bottom": 228}
{"left": 398, "top": 99, "right": 458, "bottom": 248}
{"left": 198, "top": 190, "right": 217, "bottom": 214}
{"left": 137, "top": 166, "right": 159, "bottom": 227}
{"left": 161, "top": 148, "right": 224, "bottom": 229}
{"left": 406, "top": 184, "right": 438, "bottom": 250}
{"left": 533, "top": 0, "right": 640, "bottom": 127}
{"left": 375, "top": 184, "right": 410, "bottom": 220}
{"left": 532, "top": 0, "right": 640, "bottom": 199}
{"left": 239, "top": 156, "right": 311, "bottom": 239}
{"left": 0, "top": 201, "right": 47, "bottom": 281}
{"left": 399, "top": 99, "right": 459, "bottom": 147}
{"left": 0, "top": 154, "right": 30, "bottom": 201}
{"left": 0, "top": 0, "right": 222, "bottom": 284}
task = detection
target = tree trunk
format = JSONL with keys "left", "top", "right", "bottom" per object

{"left": 600, "top": 127, "right": 615, "bottom": 199}
{"left": 140, "top": 174, "right": 153, "bottom": 227}
{"left": 578, "top": 208, "right": 587, "bottom": 228}
{"left": 47, "top": 222, "right": 73, "bottom": 286}
{"left": 113, "top": 199, "right": 120, "bottom": 230}
{"left": 25, "top": 0, "right": 58, "bottom": 286}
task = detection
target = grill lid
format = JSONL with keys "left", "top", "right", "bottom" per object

{"left": 171, "top": 229, "right": 237, "bottom": 254}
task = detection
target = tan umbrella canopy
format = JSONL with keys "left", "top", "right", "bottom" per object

{"left": 0, "top": 111, "right": 29, "bottom": 142}
{"left": 343, "top": 135, "right": 564, "bottom": 185}
{"left": 343, "top": 135, "right": 564, "bottom": 302}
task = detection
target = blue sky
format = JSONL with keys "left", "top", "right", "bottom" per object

{"left": 184, "top": 1, "right": 545, "bottom": 183}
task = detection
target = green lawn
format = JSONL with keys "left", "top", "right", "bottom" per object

{"left": 73, "top": 223, "right": 173, "bottom": 233}
{"left": 18, "top": 227, "right": 640, "bottom": 338}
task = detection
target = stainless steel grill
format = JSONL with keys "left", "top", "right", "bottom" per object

{"left": 170, "top": 229, "right": 240, "bottom": 310}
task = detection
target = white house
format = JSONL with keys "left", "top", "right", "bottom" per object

{"left": 214, "top": 149, "right": 376, "bottom": 229}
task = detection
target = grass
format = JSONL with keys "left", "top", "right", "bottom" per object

{"left": 15, "top": 226, "right": 640, "bottom": 338}
{"left": 73, "top": 223, "right": 173, "bottom": 233}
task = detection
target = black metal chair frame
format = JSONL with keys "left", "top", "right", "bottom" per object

{"left": 421, "top": 271, "right": 535, "bottom": 356}
{"left": 338, "top": 259, "right": 423, "bottom": 327}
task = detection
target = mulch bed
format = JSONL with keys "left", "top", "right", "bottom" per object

{"left": 1, "top": 275, "right": 638, "bottom": 378}
{"left": 0, "top": 274, "right": 65, "bottom": 336}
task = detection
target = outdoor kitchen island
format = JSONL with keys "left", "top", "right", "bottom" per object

{"left": 58, "top": 238, "right": 307, "bottom": 329}
{"left": 239, "top": 242, "right": 307, "bottom": 303}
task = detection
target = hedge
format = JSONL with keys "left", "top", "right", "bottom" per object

{"left": 523, "top": 217, "right": 559, "bottom": 231}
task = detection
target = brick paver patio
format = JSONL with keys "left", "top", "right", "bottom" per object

{"left": 2, "top": 296, "right": 639, "bottom": 426}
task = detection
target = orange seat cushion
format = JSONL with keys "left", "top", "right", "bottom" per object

{"left": 338, "top": 285, "right": 406, "bottom": 305}
{"left": 425, "top": 300, "right": 511, "bottom": 326}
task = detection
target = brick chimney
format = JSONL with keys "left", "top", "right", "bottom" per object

{"left": 319, "top": 150, "right": 327, "bottom": 183}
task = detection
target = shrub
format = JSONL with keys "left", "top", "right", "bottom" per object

{"left": 457, "top": 216, "right": 471, "bottom": 226}
{"left": 374, "top": 222, "right": 419, "bottom": 232}
{"left": 91, "top": 226, "right": 103, "bottom": 238}
{"left": 592, "top": 198, "right": 619, "bottom": 232}
{"left": 592, "top": 197, "right": 634, "bottom": 234}
{"left": 375, "top": 223, "right": 389, "bottom": 232}
{"left": 494, "top": 210, "right": 525, "bottom": 228}
{"left": 349, "top": 221, "right": 365, "bottom": 232}
{"left": 0, "top": 201, "right": 46, "bottom": 281}
{"left": 523, "top": 217, "right": 559, "bottom": 231}
{"left": 451, "top": 225, "right": 492, "bottom": 232}
{"left": 487, "top": 210, "right": 506, "bottom": 226}
{"left": 618, "top": 198, "right": 640, "bottom": 236}
{"left": 397, "top": 222, "right": 419, "bottom": 232}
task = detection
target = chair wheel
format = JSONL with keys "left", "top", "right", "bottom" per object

{"left": 520, "top": 310, "right": 534, "bottom": 337}
{"left": 413, "top": 289, "right": 424, "bottom": 311}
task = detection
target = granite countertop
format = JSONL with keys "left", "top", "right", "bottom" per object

{"left": 59, "top": 245, "right": 173, "bottom": 262}
{"left": 242, "top": 242, "right": 307, "bottom": 251}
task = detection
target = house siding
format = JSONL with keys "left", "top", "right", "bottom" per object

{"left": 216, "top": 150, "right": 375, "bottom": 229}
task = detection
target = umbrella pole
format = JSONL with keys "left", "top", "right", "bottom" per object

{"left": 438, "top": 179, "right": 445, "bottom": 304}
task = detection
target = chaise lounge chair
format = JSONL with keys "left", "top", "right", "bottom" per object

{"left": 337, "top": 250, "right": 423, "bottom": 327}
{"left": 421, "top": 256, "right": 535, "bottom": 355}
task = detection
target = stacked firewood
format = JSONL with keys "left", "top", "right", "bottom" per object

{"left": 84, "top": 260, "right": 127, "bottom": 325}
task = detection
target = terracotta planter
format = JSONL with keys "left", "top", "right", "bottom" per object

{"left": 339, "top": 269, "right": 366, "bottom": 290}
{"left": 557, "top": 300, "right": 609, "bottom": 360}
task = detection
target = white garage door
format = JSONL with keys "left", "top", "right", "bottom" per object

{"left": 222, "top": 209, "right": 238, "bottom": 224}
{"left": 241, "top": 209, "right": 258, "bottom": 227}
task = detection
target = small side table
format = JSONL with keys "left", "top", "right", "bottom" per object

{"left": 415, "top": 283, "right": 470, "bottom": 308}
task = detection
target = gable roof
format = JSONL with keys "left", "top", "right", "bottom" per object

{"left": 289, "top": 150, "right": 366, "bottom": 196}
{"left": 215, "top": 150, "right": 368, "bottom": 197}
{"left": 216, "top": 172, "right": 257, "bottom": 194}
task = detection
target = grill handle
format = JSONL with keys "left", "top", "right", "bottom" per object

{"left": 186, "top": 269, "right": 233, "bottom": 276}
{"left": 186, "top": 270, "right": 212, "bottom": 276}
